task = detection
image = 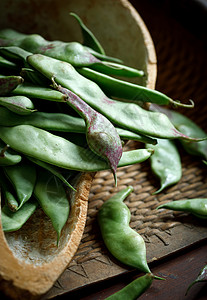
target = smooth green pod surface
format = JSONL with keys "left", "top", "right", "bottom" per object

{"left": 98, "top": 186, "right": 150, "bottom": 273}
{"left": 0, "top": 125, "right": 153, "bottom": 172}
{"left": 3, "top": 160, "right": 36, "bottom": 210}
{"left": 157, "top": 198, "right": 207, "bottom": 219}
{"left": 27, "top": 54, "right": 198, "bottom": 140}
{"left": 0, "top": 140, "right": 22, "bottom": 166}
{"left": 146, "top": 138, "right": 182, "bottom": 194}
{"left": 1, "top": 199, "right": 38, "bottom": 232}
{"left": 0, "top": 95, "right": 35, "bottom": 115}
{"left": 150, "top": 104, "right": 207, "bottom": 160}
{"left": 0, "top": 107, "right": 156, "bottom": 144}
{"left": 34, "top": 168, "right": 70, "bottom": 244}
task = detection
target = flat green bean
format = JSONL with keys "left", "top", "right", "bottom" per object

{"left": 106, "top": 273, "right": 154, "bottom": 300}
{"left": 0, "top": 140, "right": 22, "bottom": 166}
{"left": 27, "top": 54, "right": 199, "bottom": 140}
{"left": 0, "top": 107, "right": 156, "bottom": 144}
{"left": 0, "top": 169, "right": 19, "bottom": 211}
{"left": 146, "top": 138, "right": 182, "bottom": 194}
{"left": 1, "top": 198, "right": 38, "bottom": 232}
{"left": 3, "top": 160, "right": 36, "bottom": 210}
{"left": 157, "top": 198, "right": 207, "bottom": 219}
{"left": 78, "top": 68, "right": 192, "bottom": 106}
{"left": 0, "top": 95, "right": 35, "bottom": 115}
{"left": 11, "top": 82, "right": 66, "bottom": 102}
{"left": 0, "top": 125, "right": 153, "bottom": 172}
{"left": 34, "top": 168, "right": 70, "bottom": 244}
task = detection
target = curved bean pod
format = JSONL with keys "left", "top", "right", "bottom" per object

{"left": 106, "top": 273, "right": 154, "bottom": 300}
{"left": 78, "top": 68, "right": 192, "bottom": 107}
{"left": 98, "top": 186, "right": 151, "bottom": 273}
{"left": 150, "top": 104, "right": 207, "bottom": 160}
{"left": 27, "top": 54, "right": 200, "bottom": 140}
{"left": 34, "top": 168, "right": 70, "bottom": 244}
{"left": 3, "top": 160, "right": 36, "bottom": 210}
{"left": 0, "top": 140, "right": 22, "bottom": 166}
{"left": 52, "top": 79, "right": 123, "bottom": 182}
{"left": 146, "top": 138, "right": 182, "bottom": 194}
{"left": 0, "top": 95, "right": 35, "bottom": 115}
{"left": 1, "top": 198, "right": 38, "bottom": 232}
{"left": 157, "top": 198, "right": 207, "bottom": 219}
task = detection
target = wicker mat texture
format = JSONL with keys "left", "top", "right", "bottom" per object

{"left": 46, "top": 2, "right": 207, "bottom": 298}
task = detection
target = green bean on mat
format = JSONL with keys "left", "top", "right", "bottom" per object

{"left": 34, "top": 168, "right": 70, "bottom": 244}
{"left": 27, "top": 54, "right": 200, "bottom": 140}
{"left": 105, "top": 273, "right": 154, "bottom": 300}
{"left": 1, "top": 198, "right": 39, "bottom": 232}
{"left": 52, "top": 79, "right": 123, "bottom": 183}
{"left": 150, "top": 104, "right": 207, "bottom": 160}
{"left": 0, "top": 107, "right": 156, "bottom": 144}
{"left": 3, "top": 160, "right": 36, "bottom": 210}
{"left": 0, "top": 140, "right": 22, "bottom": 166}
{"left": 157, "top": 198, "right": 207, "bottom": 219}
{"left": 0, "top": 169, "right": 19, "bottom": 211}
{"left": 0, "top": 125, "right": 154, "bottom": 172}
{"left": 98, "top": 186, "right": 151, "bottom": 273}
{"left": 78, "top": 67, "right": 192, "bottom": 107}
{"left": 146, "top": 138, "right": 182, "bottom": 194}
{"left": 0, "top": 75, "right": 23, "bottom": 95}
{"left": 0, "top": 95, "right": 35, "bottom": 115}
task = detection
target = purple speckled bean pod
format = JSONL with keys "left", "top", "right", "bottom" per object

{"left": 52, "top": 78, "right": 123, "bottom": 184}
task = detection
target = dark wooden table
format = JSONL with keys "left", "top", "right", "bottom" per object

{"left": 56, "top": 240, "right": 207, "bottom": 300}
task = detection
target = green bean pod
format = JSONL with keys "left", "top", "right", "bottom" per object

{"left": 34, "top": 168, "right": 70, "bottom": 244}
{"left": 0, "top": 55, "right": 19, "bottom": 72}
{"left": 0, "top": 46, "right": 32, "bottom": 65}
{"left": 146, "top": 138, "right": 182, "bottom": 194}
{"left": 0, "top": 169, "right": 19, "bottom": 211}
{"left": 27, "top": 54, "right": 199, "bottom": 140}
{"left": 28, "top": 157, "right": 76, "bottom": 191}
{"left": 11, "top": 82, "right": 66, "bottom": 102}
{"left": 106, "top": 273, "right": 154, "bottom": 300}
{"left": 0, "top": 140, "right": 22, "bottom": 166}
{"left": 98, "top": 186, "right": 151, "bottom": 273}
{"left": 70, "top": 12, "right": 105, "bottom": 55}
{"left": 1, "top": 198, "right": 38, "bottom": 232}
{"left": 186, "top": 264, "right": 207, "bottom": 295}
{"left": 78, "top": 68, "right": 192, "bottom": 107}
{"left": 0, "top": 75, "right": 23, "bottom": 95}
{"left": 157, "top": 198, "right": 207, "bottom": 219}
{"left": 0, "top": 125, "right": 153, "bottom": 172}
{"left": 150, "top": 104, "right": 207, "bottom": 160}
{"left": 52, "top": 80, "right": 123, "bottom": 183}
{"left": 0, "top": 107, "right": 156, "bottom": 144}
{"left": 3, "top": 160, "right": 36, "bottom": 210}
{"left": 0, "top": 95, "right": 35, "bottom": 115}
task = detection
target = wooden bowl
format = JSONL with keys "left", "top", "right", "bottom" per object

{"left": 0, "top": 0, "right": 157, "bottom": 299}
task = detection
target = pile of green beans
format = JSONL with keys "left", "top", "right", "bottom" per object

{"left": 0, "top": 12, "right": 207, "bottom": 299}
